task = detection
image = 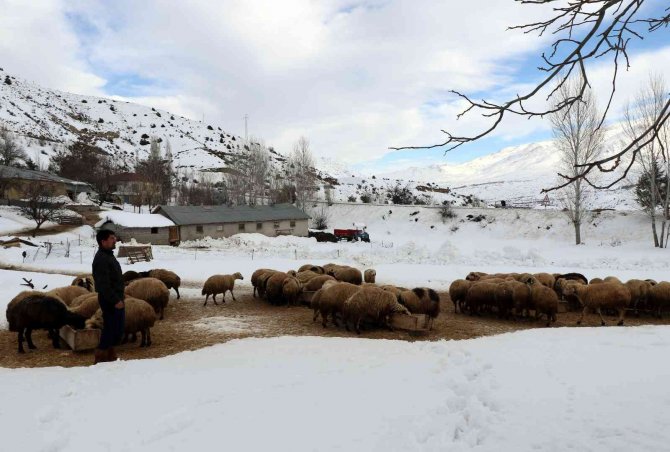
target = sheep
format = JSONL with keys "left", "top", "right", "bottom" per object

{"left": 251, "top": 269, "right": 277, "bottom": 297}
{"left": 380, "top": 285, "right": 407, "bottom": 297}
{"left": 603, "top": 276, "right": 623, "bottom": 285}
{"left": 71, "top": 274, "right": 95, "bottom": 292}
{"left": 533, "top": 273, "right": 556, "bottom": 289}
{"left": 554, "top": 272, "right": 588, "bottom": 286}
{"left": 463, "top": 281, "right": 498, "bottom": 316}
{"left": 647, "top": 282, "right": 670, "bottom": 318}
{"left": 493, "top": 283, "right": 515, "bottom": 319}
{"left": 364, "top": 269, "right": 376, "bottom": 284}
{"left": 6, "top": 294, "right": 86, "bottom": 353}
{"left": 327, "top": 266, "right": 363, "bottom": 285}
{"left": 282, "top": 276, "right": 303, "bottom": 305}
{"left": 202, "top": 272, "right": 244, "bottom": 306}
{"left": 125, "top": 277, "right": 170, "bottom": 319}
{"left": 523, "top": 277, "right": 559, "bottom": 326}
{"left": 296, "top": 270, "right": 321, "bottom": 284}
{"left": 564, "top": 282, "right": 631, "bottom": 326}
{"left": 505, "top": 280, "right": 532, "bottom": 318}
{"left": 398, "top": 288, "right": 440, "bottom": 323}
{"left": 147, "top": 269, "right": 181, "bottom": 299}
{"left": 47, "top": 286, "right": 90, "bottom": 307}
{"left": 303, "top": 275, "right": 336, "bottom": 292}
{"left": 465, "top": 272, "right": 487, "bottom": 281}
{"left": 554, "top": 278, "right": 586, "bottom": 311}
{"left": 625, "top": 279, "right": 653, "bottom": 313}
{"left": 341, "top": 286, "right": 411, "bottom": 334}
{"left": 322, "top": 263, "right": 343, "bottom": 274}
{"left": 86, "top": 297, "right": 157, "bottom": 347}
{"left": 448, "top": 279, "right": 471, "bottom": 313}
{"left": 69, "top": 293, "right": 101, "bottom": 319}
{"left": 256, "top": 270, "right": 280, "bottom": 298}
{"left": 589, "top": 277, "right": 604, "bottom": 284}
{"left": 298, "top": 264, "right": 324, "bottom": 274}
{"left": 645, "top": 279, "right": 658, "bottom": 286}
{"left": 122, "top": 270, "right": 147, "bottom": 285}
{"left": 311, "top": 282, "right": 361, "bottom": 327}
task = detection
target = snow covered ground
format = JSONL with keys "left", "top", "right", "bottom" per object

{"left": 1, "top": 328, "right": 669, "bottom": 451}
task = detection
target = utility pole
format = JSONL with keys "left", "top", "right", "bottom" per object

{"left": 244, "top": 114, "right": 248, "bottom": 142}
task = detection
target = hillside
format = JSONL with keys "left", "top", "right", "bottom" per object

{"left": 0, "top": 70, "right": 639, "bottom": 209}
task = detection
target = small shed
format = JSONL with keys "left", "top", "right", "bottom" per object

{"left": 95, "top": 211, "right": 176, "bottom": 245}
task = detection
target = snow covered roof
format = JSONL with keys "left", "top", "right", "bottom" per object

{"left": 0, "top": 165, "right": 95, "bottom": 193}
{"left": 95, "top": 211, "right": 175, "bottom": 228}
{"left": 154, "top": 203, "right": 311, "bottom": 225}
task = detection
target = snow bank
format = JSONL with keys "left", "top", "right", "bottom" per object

{"left": 1, "top": 328, "right": 669, "bottom": 450}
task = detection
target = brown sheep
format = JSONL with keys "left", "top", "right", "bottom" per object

{"left": 554, "top": 278, "right": 586, "bottom": 311}
{"left": 69, "top": 293, "right": 101, "bottom": 318}
{"left": 328, "top": 266, "right": 363, "bottom": 285}
{"left": 448, "top": 279, "right": 471, "bottom": 313}
{"left": 251, "top": 269, "right": 278, "bottom": 297}
{"left": 625, "top": 279, "right": 653, "bottom": 312}
{"left": 322, "top": 263, "right": 343, "bottom": 274}
{"left": 342, "top": 286, "right": 410, "bottom": 334}
{"left": 47, "top": 286, "right": 90, "bottom": 307}
{"left": 505, "top": 280, "right": 532, "bottom": 317}
{"left": 523, "top": 277, "right": 558, "bottom": 326}
{"left": 298, "top": 264, "right": 324, "bottom": 274}
{"left": 533, "top": 273, "right": 556, "bottom": 289}
{"left": 463, "top": 281, "right": 498, "bottom": 315}
{"left": 564, "top": 282, "right": 631, "bottom": 326}
{"left": 465, "top": 272, "right": 487, "bottom": 281}
{"left": 125, "top": 277, "right": 170, "bottom": 320}
{"left": 364, "top": 269, "right": 376, "bottom": 284}
{"left": 398, "top": 288, "right": 440, "bottom": 323}
{"left": 303, "top": 275, "right": 336, "bottom": 292}
{"left": 86, "top": 296, "right": 156, "bottom": 347}
{"left": 265, "top": 272, "right": 294, "bottom": 306}
{"left": 311, "top": 282, "right": 360, "bottom": 327}
{"left": 379, "top": 285, "right": 407, "bottom": 297}
{"left": 148, "top": 269, "right": 181, "bottom": 299}
{"left": 589, "top": 277, "right": 604, "bottom": 284}
{"left": 71, "top": 274, "right": 95, "bottom": 292}
{"left": 603, "top": 276, "right": 623, "bottom": 285}
{"left": 202, "top": 272, "right": 244, "bottom": 306}
{"left": 648, "top": 282, "right": 670, "bottom": 318}
{"left": 282, "top": 276, "right": 303, "bottom": 305}
{"left": 296, "top": 271, "right": 321, "bottom": 284}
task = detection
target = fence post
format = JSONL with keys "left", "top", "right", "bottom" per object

{"left": 294, "top": 249, "right": 297, "bottom": 260}
{"left": 252, "top": 249, "right": 254, "bottom": 260}
{"left": 79, "top": 251, "right": 82, "bottom": 264}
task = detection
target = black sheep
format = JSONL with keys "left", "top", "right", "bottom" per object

{"left": 6, "top": 294, "right": 87, "bottom": 353}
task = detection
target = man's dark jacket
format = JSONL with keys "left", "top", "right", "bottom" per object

{"left": 92, "top": 248, "right": 124, "bottom": 311}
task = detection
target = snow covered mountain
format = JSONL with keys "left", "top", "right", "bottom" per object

{"left": 0, "top": 69, "right": 639, "bottom": 209}
{"left": 379, "top": 131, "right": 639, "bottom": 210}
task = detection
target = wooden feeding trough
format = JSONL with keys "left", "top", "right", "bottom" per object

{"left": 390, "top": 313, "right": 432, "bottom": 335}
{"left": 59, "top": 325, "right": 101, "bottom": 351}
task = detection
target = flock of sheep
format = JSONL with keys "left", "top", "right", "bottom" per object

{"left": 449, "top": 271, "right": 670, "bottom": 326}
{"left": 249, "top": 264, "right": 441, "bottom": 334}
{"left": 8, "top": 263, "right": 670, "bottom": 356}
{"left": 6, "top": 269, "right": 180, "bottom": 353}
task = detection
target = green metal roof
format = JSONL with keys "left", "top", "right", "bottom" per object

{"left": 153, "top": 203, "right": 310, "bottom": 226}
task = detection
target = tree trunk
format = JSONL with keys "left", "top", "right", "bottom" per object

{"left": 574, "top": 221, "right": 581, "bottom": 245}
{"left": 651, "top": 214, "right": 660, "bottom": 247}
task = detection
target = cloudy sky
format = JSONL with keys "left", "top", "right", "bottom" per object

{"left": 0, "top": 0, "right": 668, "bottom": 173}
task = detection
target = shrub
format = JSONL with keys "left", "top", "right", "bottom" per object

{"left": 360, "top": 193, "right": 371, "bottom": 203}
{"left": 312, "top": 207, "right": 330, "bottom": 230}
{"left": 347, "top": 195, "right": 357, "bottom": 203}
{"left": 439, "top": 202, "right": 456, "bottom": 222}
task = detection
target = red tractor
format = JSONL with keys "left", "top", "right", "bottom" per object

{"left": 333, "top": 227, "right": 370, "bottom": 242}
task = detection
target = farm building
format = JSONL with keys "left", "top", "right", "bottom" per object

{"left": 109, "top": 172, "right": 161, "bottom": 205}
{"left": 153, "top": 204, "right": 311, "bottom": 242}
{"left": 0, "top": 165, "right": 95, "bottom": 203}
{"left": 95, "top": 211, "right": 176, "bottom": 245}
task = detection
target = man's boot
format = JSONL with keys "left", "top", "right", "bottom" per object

{"left": 94, "top": 349, "right": 107, "bottom": 365}
{"left": 107, "top": 347, "right": 118, "bottom": 362}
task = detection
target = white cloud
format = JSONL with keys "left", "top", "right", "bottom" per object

{"left": 2, "top": 0, "right": 665, "bottom": 167}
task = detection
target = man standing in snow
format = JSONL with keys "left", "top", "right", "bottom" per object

{"left": 92, "top": 229, "right": 125, "bottom": 364}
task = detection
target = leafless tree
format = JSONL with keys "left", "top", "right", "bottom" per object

{"left": 393, "top": 1, "right": 670, "bottom": 191}
{"left": 550, "top": 78, "right": 604, "bottom": 245}
{"left": 248, "top": 140, "right": 270, "bottom": 205}
{"left": 624, "top": 75, "right": 670, "bottom": 247}
{"left": 20, "top": 181, "right": 65, "bottom": 237}
{"left": 0, "top": 125, "right": 27, "bottom": 167}
{"left": 288, "top": 137, "right": 317, "bottom": 210}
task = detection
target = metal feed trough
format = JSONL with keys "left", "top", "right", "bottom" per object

{"left": 390, "top": 313, "right": 432, "bottom": 334}
{"left": 59, "top": 325, "right": 101, "bottom": 351}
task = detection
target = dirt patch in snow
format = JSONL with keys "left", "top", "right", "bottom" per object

{"left": 2, "top": 286, "right": 669, "bottom": 368}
